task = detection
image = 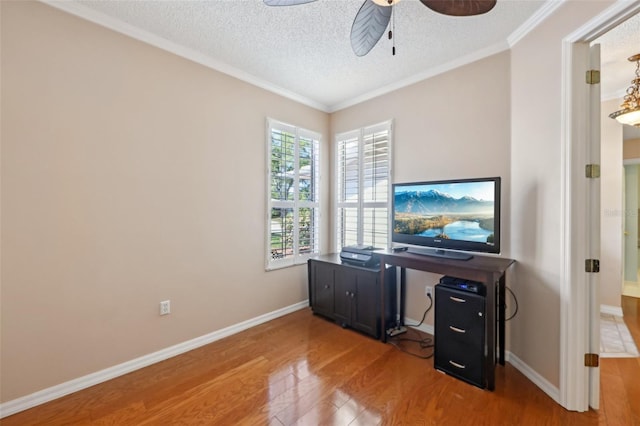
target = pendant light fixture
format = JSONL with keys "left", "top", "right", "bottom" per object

{"left": 609, "top": 53, "right": 640, "bottom": 127}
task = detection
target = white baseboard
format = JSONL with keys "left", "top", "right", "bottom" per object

{"left": 404, "top": 316, "right": 434, "bottom": 336}
{"left": 506, "top": 351, "right": 561, "bottom": 404}
{"left": 2, "top": 304, "right": 566, "bottom": 419}
{"left": 600, "top": 304, "right": 623, "bottom": 317}
{"left": 0, "top": 301, "right": 308, "bottom": 419}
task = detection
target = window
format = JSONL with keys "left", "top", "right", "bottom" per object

{"left": 267, "top": 118, "right": 320, "bottom": 270}
{"left": 336, "top": 121, "right": 392, "bottom": 251}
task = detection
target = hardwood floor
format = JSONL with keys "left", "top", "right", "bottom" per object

{"left": 600, "top": 296, "right": 640, "bottom": 426}
{"left": 2, "top": 300, "right": 639, "bottom": 425}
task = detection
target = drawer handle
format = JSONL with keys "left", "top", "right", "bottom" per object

{"left": 449, "top": 326, "right": 466, "bottom": 334}
{"left": 324, "top": 284, "right": 330, "bottom": 289}
{"left": 449, "top": 296, "right": 466, "bottom": 303}
{"left": 449, "top": 360, "right": 466, "bottom": 369}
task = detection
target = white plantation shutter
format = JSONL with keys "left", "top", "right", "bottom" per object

{"left": 337, "top": 131, "right": 360, "bottom": 247}
{"left": 336, "top": 121, "right": 392, "bottom": 250}
{"left": 267, "top": 119, "right": 320, "bottom": 270}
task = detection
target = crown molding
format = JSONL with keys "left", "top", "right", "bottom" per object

{"left": 41, "top": 1, "right": 331, "bottom": 113}
{"left": 332, "top": 0, "right": 567, "bottom": 112}
{"left": 508, "top": 0, "right": 566, "bottom": 47}
{"left": 40, "top": 0, "right": 594, "bottom": 114}
{"left": 565, "top": 0, "right": 640, "bottom": 42}
{"left": 330, "top": 40, "right": 511, "bottom": 113}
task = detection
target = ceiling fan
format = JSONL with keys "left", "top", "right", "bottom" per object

{"left": 263, "top": 0, "right": 497, "bottom": 56}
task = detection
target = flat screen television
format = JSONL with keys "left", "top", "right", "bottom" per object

{"left": 392, "top": 177, "right": 501, "bottom": 260}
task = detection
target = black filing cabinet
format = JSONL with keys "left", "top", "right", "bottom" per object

{"left": 434, "top": 284, "right": 486, "bottom": 388}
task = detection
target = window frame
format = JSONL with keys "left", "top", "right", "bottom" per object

{"left": 266, "top": 118, "right": 321, "bottom": 270}
{"left": 335, "top": 120, "right": 393, "bottom": 252}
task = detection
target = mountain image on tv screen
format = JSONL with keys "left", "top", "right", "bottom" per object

{"left": 394, "top": 182, "right": 495, "bottom": 245}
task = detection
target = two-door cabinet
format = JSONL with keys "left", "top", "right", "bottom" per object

{"left": 308, "top": 254, "right": 396, "bottom": 339}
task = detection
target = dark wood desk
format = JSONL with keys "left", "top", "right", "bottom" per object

{"left": 376, "top": 250, "right": 515, "bottom": 390}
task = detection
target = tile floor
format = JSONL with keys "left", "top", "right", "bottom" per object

{"left": 600, "top": 313, "right": 639, "bottom": 358}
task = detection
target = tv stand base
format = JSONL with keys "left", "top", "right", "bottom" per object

{"left": 407, "top": 247, "right": 473, "bottom": 261}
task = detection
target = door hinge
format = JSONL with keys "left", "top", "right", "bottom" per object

{"left": 585, "top": 353, "right": 599, "bottom": 367}
{"left": 585, "top": 259, "right": 600, "bottom": 273}
{"left": 585, "top": 164, "right": 600, "bottom": 178}
{"left": 586, "top": 70, "right": 600, "bottom": 84}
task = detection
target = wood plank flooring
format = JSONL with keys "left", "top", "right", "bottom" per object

{"left": 599, "top": 296, "right": 640, "bottom": 426}
{"left": 2, "top": 298, "right": 639, "bottom": 425}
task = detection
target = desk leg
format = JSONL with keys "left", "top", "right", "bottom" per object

{"left": 498, "top": 275, "right": 506, "bottom": 365}
{"left": 400, "top": 267, "right": 406, "bottom": 326}
{"left": 380, "top": 264, "right": 387, "bottom": 343}
{"left": 485, "top": 275, "right": 496, "bottom": 391}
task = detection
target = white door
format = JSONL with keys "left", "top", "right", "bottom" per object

{"left": 586, "top": 43, "right": 601, "bottom": 409}
{"left": 562, "top": 40, "right": 600, "bottom": 412}
{"left": 562, "top": 2, "right": 640, "bottom": 412}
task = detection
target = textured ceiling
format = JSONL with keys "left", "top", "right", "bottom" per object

{"left": 50, "top": 0, "right": 638, "bottom": 114}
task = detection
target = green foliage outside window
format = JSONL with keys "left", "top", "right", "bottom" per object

{"left": 268, "top": 125, "right": 318, "bottom": 263}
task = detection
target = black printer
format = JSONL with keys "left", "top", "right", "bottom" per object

{"left": 339, "top": 245, "right": 380, "bottom": 267}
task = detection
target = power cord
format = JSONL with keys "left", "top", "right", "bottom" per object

{"left": 388, "top": 327, "right": 434, "bottom": 359}
{"left": 390, "top": 285, "right": 518, "bottom": 360}
{"left": 388, "top": 293, "right": 435, "bottom": 359}
{"left": 404, "top": 293, "right": 433, "bottom": 328}
{"left": 505, "top": 286, "right": 519, "bottom": 321}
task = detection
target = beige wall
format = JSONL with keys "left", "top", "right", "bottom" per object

{"left": 331, "top": 52, "right": 512, "bottom": 332}
{"left": 509, "top": 0, "right": 614, "bottom": 387}
{"left": 0, "top": 0, "right": 623, "bottom": 408}
{"left": 1, "top": 1, "right": 329, "bottom": 402}
{"left": 600, "top": 98, "right": 623, "bottom": 308}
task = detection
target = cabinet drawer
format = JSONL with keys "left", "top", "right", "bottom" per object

{"left": 436, "top": 288, "right": 485, "bottom": 327}
{"left": 435, "top": 351, "right": 484, "bottom": 386}
{"left": 436, "top": 319, "right": 484, "bottom": 342}
{"left": 435, "top": 332, "right": 485, "bottom": 387}
{"left": 436, "top": 332, "right": 484, "bottom": 363}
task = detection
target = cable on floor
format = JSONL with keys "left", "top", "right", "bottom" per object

{"left": 388, "top": 327, "right": 434, "bottom": 359}
{"left": 389, "top": 293, "right": 435, "bottom": 359}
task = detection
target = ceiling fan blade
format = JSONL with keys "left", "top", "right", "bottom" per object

{"left": 350, "top": 0, "right": 393, "bottom": 57}
{"left": 419, "top": 0, "right": 496, "bottom": 16}
{"left": 264, "top": 0, "right": 317, "bottom": 6}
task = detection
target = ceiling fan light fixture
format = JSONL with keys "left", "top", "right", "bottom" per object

{"left": 372, "top": 0, "right": 402, "bottom": 6}
{"left": 268, "top": 0, "right": 497, "bottom": 57}
{"left": 609, "top": 53, "right": 640, "bottom": 127}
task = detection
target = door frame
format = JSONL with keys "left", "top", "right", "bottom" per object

{"left": 560, "top": 1, "right": 640, "bottom": 412}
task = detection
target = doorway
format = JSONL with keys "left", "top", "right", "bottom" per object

{"left": 623, "top": 162, "right": 640, "bottom": 298}
{"left": 562, "top": 2, "right": 640, "bottom": 411}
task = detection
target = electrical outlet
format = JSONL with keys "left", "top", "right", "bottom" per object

{"left": 160, "top": 300, "right": 171, "bottom": 316}
{"left": 425, "top": 286, "right": 433, "bottom": 299}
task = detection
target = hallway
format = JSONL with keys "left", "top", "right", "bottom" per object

{"left": 599, "top": 295, "right": 640, "bottom": 423}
